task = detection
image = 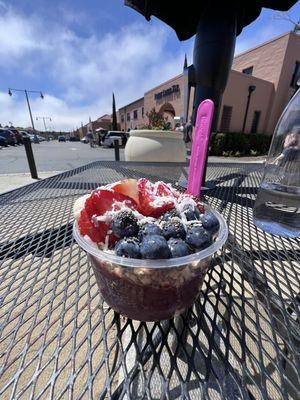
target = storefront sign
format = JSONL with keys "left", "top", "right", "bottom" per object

{"left": 154, "top": 84, "right": 180, "bottom": 100}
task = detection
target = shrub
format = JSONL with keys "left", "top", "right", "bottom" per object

{"left": 211, "top": 133, "right": 227, "bottom": 156}
{"left": 142, "top": 108, "right": 171, "bottom": 130}
{"left": 209, "top": 132, "right": 271, "bottom": 156}
{"left": 248, "top": 133, "right": 271, "bottom": 154}
{"left": 226, "top": 133, "right": 250, "bottom": 155}
{"left": 222, "top": 150, "right": 234, "bottom": 157}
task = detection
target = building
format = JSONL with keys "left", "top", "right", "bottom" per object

{"left": 118, "top": 98, "right": 144, "bottom": 132}
{"left": 77, "top": 114, "right": 119, "bottom": 138}
{"left": 118, "top": 31, "right": 300, "bottom": 135}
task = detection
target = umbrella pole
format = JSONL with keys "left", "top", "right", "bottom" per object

{"left": 191, "top": 5, "right": 237, "bottom": 187}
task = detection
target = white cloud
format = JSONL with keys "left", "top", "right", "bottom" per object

{"left": 0, "top": 3, "right": 186, "bottom": 130}
{"left": 235, "top": 17, "right": 289, "bottom": 56}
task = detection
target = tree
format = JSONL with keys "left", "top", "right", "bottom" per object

{"left": 112, "top": 92, "right": 118, "bottom": 131}
{"left": 183, "top": 53, "right": 188, "bottom": 69}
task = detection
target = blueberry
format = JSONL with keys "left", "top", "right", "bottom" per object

{"left": 181, "top": 204, "right": 201, "bottom": 221}
{"left": 161, "top": 219, "right": 186, "bottom": 240}
{"left": 111, "top": 210, "right": 138, "bottom": 238}
{"left": 115, "top": 237, "right": 140, "bottom": 258}
{"left": 168, "top": 238, "right": 190, "bottom": 258}
{"left": 160, "top": 208, "right": 180, "bottom": 222}
{"left": 186, "top": 223, "right": 212, "bottom": 250}
{"left": 140, "top": 235, "right": 171, "bottom": 259}
{"left": 199, "top": 212, "right": 220, "bottom": 234}
{"left": 138, "top": 223, "right": 163, "bottom": 240}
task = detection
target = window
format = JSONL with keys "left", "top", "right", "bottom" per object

{"left": 142, "top": 107, "right": 144, "bottom": 117}
{"left": 220, "top": 105, "right": 232, "bottom": 132}
{"left": 251, "top": 111, "right": 261, "bottom": 133}
{"left": 290, "top": 61, "right": 300, "bottom": 88}
{"left": 126, "top": 112, "right": 130, "bottom": 121}
{"left": 242, "top": 66, "right": 253, "bottom": 75}
{"left": 121, "top": 114, "right": 125, "bottom": 123}
{"left": 133, "top": 110, "right": 138, "bottom": 119}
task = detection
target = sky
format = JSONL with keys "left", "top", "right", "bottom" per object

{"left": 0, "top": 1, "right": 300, "bottom": 131}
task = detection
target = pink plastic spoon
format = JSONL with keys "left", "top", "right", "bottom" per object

{"left": 187, "top": 99, "right": 214, "bottom": 197}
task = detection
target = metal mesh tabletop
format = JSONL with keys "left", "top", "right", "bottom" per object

{"left": 0, "top": 161, "right": 299, "bottom": 400}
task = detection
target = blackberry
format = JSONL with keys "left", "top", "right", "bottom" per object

{"left": 111, "top": 210, "right": 138, "bottom": 238}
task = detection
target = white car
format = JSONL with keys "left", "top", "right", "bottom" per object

{"left": 20, "top": 131, "right": 35, "bottom": 142}
{"left": 101, "top": 131, "right": 124, "bottom": 147}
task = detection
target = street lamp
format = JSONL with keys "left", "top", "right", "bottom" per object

{"left": 8, "top": 88, "right": 44, "bottom": 131}
{"left": 242, "top": 85, "right": 256, "bottom": 133}
{"left": 8, "top": 88, "right": 44, "bottom": 180}
{"left": 36, "top": 116, "right": 52, "bottom": 132}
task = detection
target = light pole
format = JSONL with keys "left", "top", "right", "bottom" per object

{"left": 36, "top": 116, "right": 52, "bottom": 132}
{"left": 242, "top": 85, "right": 256, "bottom": 133}
{"left": 8, "top": 88, "right": 44, "bottom": 179}
{"left": 8, "top": 88, "right": 44, "bottom": 132}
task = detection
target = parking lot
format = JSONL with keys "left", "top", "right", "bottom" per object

{"left": 0, "top": 141, "right": 125, "bottom": 174}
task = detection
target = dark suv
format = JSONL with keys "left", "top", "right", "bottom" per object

{"left": 8, "top": 128, "right": 23, "bottom": 144}
{"left": 0, "top": 129, "right": 17, "bottom": 145}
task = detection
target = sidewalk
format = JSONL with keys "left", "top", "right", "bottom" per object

{"left": 0, "top": 171, "right": 61, "bottom": 194}
{"left": 208, "top": 155, "right": 266, "bottom": 163}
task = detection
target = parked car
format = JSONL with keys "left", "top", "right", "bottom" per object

{"left": 0, "top": 129, "right": 17, "bottom": 145}
{"left": 101, "top": 131, "right": 127, "bottom": 147}
{"left": 69, "top": 136, "right": 80, "bottom": 142}
{"left": 81, "top": 133, "right": 95, "bottom": 144}
{"left": 37, "top": 135, "right": 46, "bottom": 142}
{"left": 58, "top": 135, "right": 66, "bottom": 142}
{"left": 8, "top": 128, "right": 23, "bottom": 144}
{"left": 0, "top": 136, "right": 8, "bottom": 147}
{"left": 20, "top": 131, "right": 35, "bottom": 141}
{"left": 81, "top": 135, "right": 89, "bottom": 143}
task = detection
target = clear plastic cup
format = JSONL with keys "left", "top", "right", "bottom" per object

{"left": 73, "top": 205, "right": 228, "bottom": 321}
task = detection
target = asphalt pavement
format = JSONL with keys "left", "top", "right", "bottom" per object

{"left": 0, "top": 140, "right": 265, "bottom": 194}
{"left": 0, "top": 141, "right": 125, "bottom": 174}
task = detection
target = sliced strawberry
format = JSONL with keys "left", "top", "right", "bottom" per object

{"left": 78, "top": 209, "right": 105, "bottom": 243}
{"left": 113, "top": 179, "right": 139, "bottom": 204}
{"left": 85, "top": 194, "right": 97, "bottom": 219}
{"left": 88, "top": 189, "right": 137, "bottom": 216}
{"left": 79, "top": 209, "right": 118, "bottom": 246}
{"left": 137, "top": 178, "right": 175, "bottom": 218}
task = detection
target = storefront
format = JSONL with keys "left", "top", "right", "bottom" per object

{"left": 117, "top": 31, "right": 300, "bottom": 135}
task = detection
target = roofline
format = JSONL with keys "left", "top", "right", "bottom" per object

{"left": 230, "top": 69, "right": 275, "bottom": 86}
{"left": 118, "top": 96, "right": 144, "bottom": 111}
{"left": 144, "top": 73, "right": 183, "bottom": 94}
{"left": 234, "top": 30, "right": 293, "bottom": 58}
{"left": 97, "top": 114, "right": 111, "bottom": 120}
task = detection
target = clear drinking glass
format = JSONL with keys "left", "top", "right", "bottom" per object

{"left": 253, "top": 89, "right": 300, "bottom": 238}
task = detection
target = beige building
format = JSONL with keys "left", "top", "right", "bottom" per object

{"left": 118, "top": 31, "right": 300, "bottom": 135}
{"left": 118, "top": 98, "right": 145, "bottom": 131}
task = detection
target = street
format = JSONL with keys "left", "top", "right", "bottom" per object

{"left": 0, "top": 141, "right": 125, "bottom": 174}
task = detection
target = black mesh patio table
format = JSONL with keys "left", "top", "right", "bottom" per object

{"left": 0, "top": 161, "right": 299, "bottom": 400}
